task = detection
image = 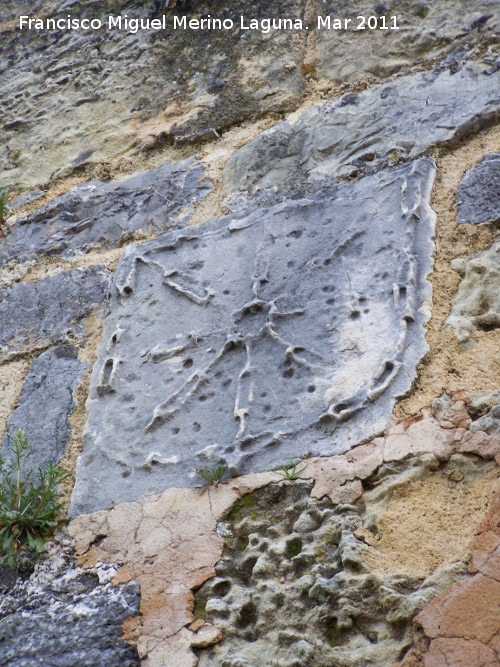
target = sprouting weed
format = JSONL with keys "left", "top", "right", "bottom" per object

{"left": 195, "top": 464, "right": 226, "bottom": 487}
{"left": 278, "top": 459, "right": 308, "bottom": 481}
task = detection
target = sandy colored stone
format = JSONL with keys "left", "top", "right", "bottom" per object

{"left": 189, "top": 624, "right": 222, "bottom": 648}
{"left": 418, "top": 574, "right": 500, "bottom": 644}
{"left": 383, "top": 413, "right": 456, "bottom": 463}
{"left": 362, "top": 460, "right": 500, "bottom": 577}
{"left": 0, "top": 360, "right": 29, "bottom": 440}
{"left": 68, "top": 479, "right": 254, "bottom": 667}
{"left": 423, "top": 638, "right": 498, "bottom": 667}
{"left": 397, "top": 124, "right": 500, "bottom": 418}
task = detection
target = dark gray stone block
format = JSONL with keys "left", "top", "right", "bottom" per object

{"left": 0, "top": 545, "right": 140, "bottom": 667}
{"left": 0, "top": 160, "right": 211, "bottom": 265}
{"left": 223, "top": 63, "right": 500, "bottom": 196}
{"left": 2, "top": 346, "right": 86, "bottom": 471}
{"left": 70, "top": 158, "right": 436, "bottom": 515}
{"left": 9, "top": 189, "right": 45, "bottom": 209}
{"left": 457, "top": 152, "right": 500, "bottom": 224}
{"left": 0, "top": 265, "right": 111, "bottom": 360}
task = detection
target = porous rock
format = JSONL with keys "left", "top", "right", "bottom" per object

{"left": 70, "top": 158, "right": 435, "bottom": 514}
{"left": 0, "top": 160, "right": 211, "bottom": 265}
{"left": 193, "top": 481, "right": 469, "bottom": 667}
{"left": 0, "top": 540, "right": 140, "bottom": 667}
{"left": 223, "top": 63, "right": 500, "bottom": 195}
{"left": 0, "top": 265, "right": 111, "bottom": 359}
{"left": 445, "top": 242, "right": 500, "bottom": 341}
{"left": 457, "top": 152, "right": 500, "bottom": 224}
{"left": 2, "top": 346, "right": 86, "bottom": 471}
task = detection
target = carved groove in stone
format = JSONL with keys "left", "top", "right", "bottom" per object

{"left": 70, "top": 159, "right": 436, "bottom": 515}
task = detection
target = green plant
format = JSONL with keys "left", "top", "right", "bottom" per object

{"left": 0, "top": 430, "right": 70, "bottom": 568}
{"left": 195, "top": 464, "right": 226, "bottom": 487}
{"left": 0, "top": 188, "right": 8, "bottom": 226}
{"left": 278, "top": 459, "right": 308, "bottom": 481}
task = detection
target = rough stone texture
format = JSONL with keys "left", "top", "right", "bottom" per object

{"left": 314, "top": 1, "right": 500, "bottom": 85}
{"left": 0, "top": 265, "right": 111, "bottom": 360}
{"left": 2, "top": 346, "right": 86, "bottom": 471}
{"left": 68, "top": 393, "right": 500, "bottom": 667}
{"left": 397, "top": 491, "right": 500, "bottom": 667}
{"left": 70, "top": 158, "right": 435, "bottom": 515}
{"left": 0, "top": 0, "right": 307, "bottom": 192}
{"left": 193, "top": 480, "right": 469, "bottom": 667}
{"left": 0, "top": 160, "right": 211, "bottom": 265}
{"left": 457, "top": 152, "right": 500, "bottom": 224}
{"left": 68, "top": 473, "right": 279, "bottom": 667}
{"left": 223, "top": 63, "right": 500, "bottom": 196}
{"left": 468, "top": 391, "right": 500, "bottom": 437}
{"left": 0, "top": 360, "right": 29, "bottom": 439}
{"left": 445, "top": 241, "right": 500, "bottom": 341}
{"left": 0, "top": 538, "right": 141, "bottom": 667}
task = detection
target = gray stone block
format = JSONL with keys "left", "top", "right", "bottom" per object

{"left": 223, "top": 63, "right": 500, "bottom": 196}
{"left": 0, "top": 546, "right": 140, "bottom": 667}
{"left": 457, "top": 152, "right": 500, "bottom": 224}
{"left": 70, "top": 158, "right": 436, "bottom": 515}
{"left": 0, "top": 265, "right": 111, "bottom": 359}
{"left": 2, "top": 346, "right": 86, "bottom": 471}
{"left": 1, "top": 160, "right": 211, "bottom": 265}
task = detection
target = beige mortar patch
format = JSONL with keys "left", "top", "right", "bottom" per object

{"left": 0, "top": 360, "right": 30, "bottom": 440}
{"left": 397, "top": 123, "right": 500, "bottom": 416}
{"left": 363, "top": 466, "right": 500, "bottom": 577}
{"left": 58, "top": 309, "right": 106, "bottom": 505}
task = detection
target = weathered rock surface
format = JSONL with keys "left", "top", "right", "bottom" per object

{"left": 68, "top": 393, "right": 500, "bottom": 667}
{"left": 398, "top": 491, "right": 500, "bottom": 667}
{"left": 457, "top": 152, "right": 500, "bottom": 224}
{"left": 0, "top": 539, "right": 140, "bottom": 667}
{"left": 223, "top": 63, "right": 500, "bottom": 195}
{"left": 194, "top": 480, "right": 469, "bottom": 667}
{"left": 0, "top": 265, "right": 111, "bottom": 360}
{"left": 0, "top": 160, "right": 211, "bottom": 264}
{"left": 314, "top": 1, "right": 500, "bottom": 85}
{"left": 445, "top": 242, "right": 500, "bottom": 341}
{"left": 0, "top": 0, "right": 307, "bottom": 191}
{"left": 2, "top": 346, "right": 86, "bottom": 471}
{"left": 70, "top": 158, "right": 435, "bottom": 514}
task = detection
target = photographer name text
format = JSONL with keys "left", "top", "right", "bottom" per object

{"left": 19, "top": 14, "right": 400, "bottom": 34}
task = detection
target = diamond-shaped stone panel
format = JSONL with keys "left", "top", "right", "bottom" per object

{"left": 70, "top": 159, "right": 436, "bottom": 515}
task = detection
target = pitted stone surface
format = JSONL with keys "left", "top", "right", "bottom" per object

{"left": 194, "top": 481, "right": 468, "bottom": 667}
{"left": 2, "top": 346, "right": 86, "bottom": 471}
{"left": 0, "top": 541, "right": 140, "bottom": 667}
{"left": 0, "top": 265, "right": 111, "bottom": 360}
{"left": 70, "top": 159, "right": 435, "bottom": 514}
{"left": 0, "top": 160, "right": 211, "bottom": 265}
{"left": 314, "top": 1, "right": 500, "bottom": 85}
{"left": 223, "top": 63, "right": 500, "bottom": 196}
{"left": 0, "top": 0, "right": 307, "bottom": 191}
{"left": 445, "top": 242, "right": 500, "bottom": 341}
{"left": 457, "top": 152, "right": 500, "bottom": 224}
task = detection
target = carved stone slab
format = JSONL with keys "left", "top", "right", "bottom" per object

{"left": 70, "top": 159, "right": 436, "bottom": 515}
{"left": 1, "top": 160, "right": 211, "bottom": 265}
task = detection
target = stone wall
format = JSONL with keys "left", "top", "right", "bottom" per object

{"left": 1, "top": 1, "right": 500, "bottom": 665}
